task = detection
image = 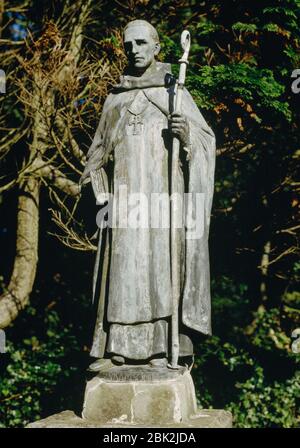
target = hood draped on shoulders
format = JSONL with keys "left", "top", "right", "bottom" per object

{"left": 113, "top": 61, "right": 175, "bottom": 91}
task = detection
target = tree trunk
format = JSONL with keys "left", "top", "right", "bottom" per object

{"left": 0, "top": 2, "right": 91, "bottom": 328}
{"left": 0, "top": 177, "right": 39, "bottom": 328}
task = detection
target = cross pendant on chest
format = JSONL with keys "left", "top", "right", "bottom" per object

{"left": 128, "top": 114, "right": 143, "bottom": 135}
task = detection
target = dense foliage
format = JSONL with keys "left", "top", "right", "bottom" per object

{"left": 0, "top": 0, "right": 299, "bottom": 427}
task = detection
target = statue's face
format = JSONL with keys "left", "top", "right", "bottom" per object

{"left": 124, "top": 25, "right": 159, "bottom": 72}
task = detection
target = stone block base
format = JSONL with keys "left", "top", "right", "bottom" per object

{"left": 27, "top": 365, "right": 232, "bottom": 428}
{"left": 82, "top": 366, "right": 198, "bottom": 425}
{"left": 27, "top": 409, "right": 232, "bottom": 428}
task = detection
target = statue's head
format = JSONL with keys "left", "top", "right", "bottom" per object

{"left": 123, "top": 20, "right": 160, "bottom": 73}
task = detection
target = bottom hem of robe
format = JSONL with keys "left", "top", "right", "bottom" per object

{"left": 105, "top": 319, "right": 194, "bottom": 360}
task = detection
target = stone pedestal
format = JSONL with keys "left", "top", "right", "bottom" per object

{"left": 27, "top": 365, "right": 232, "bottom": 428}
{"left": 83, "top": 366, "right": 197, "bottom": 425}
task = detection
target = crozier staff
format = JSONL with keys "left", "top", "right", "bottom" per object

{"left": 170, "top": 30, "right": 191, "bottom": 369}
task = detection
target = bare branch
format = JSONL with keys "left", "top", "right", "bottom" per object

{"left": 50, "top": 209, "right": 97, "bottom": 252}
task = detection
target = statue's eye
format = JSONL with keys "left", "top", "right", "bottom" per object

{"left": 136, "top": 40, "right": 147, "bottom": 46}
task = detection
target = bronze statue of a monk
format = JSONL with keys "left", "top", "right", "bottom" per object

{"left": 80, "top": 20, "right": 216, "bottom": 371}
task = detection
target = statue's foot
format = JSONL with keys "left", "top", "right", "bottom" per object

{"left": 111, "top": 355, "right": 125, "bottom": 366}
{"left": 149, "top": 357, "right": 168, "bottom": 368}
{"left": 87, "top": 358, "right": 113, "bottom": 372}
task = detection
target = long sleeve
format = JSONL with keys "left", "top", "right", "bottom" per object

{"left": 181, "top": 88, "right": 216, "bottom": 229}
{"left": 79, "top": 95, "right": 112, "bottom": 186}
{"left": 181, "top": 88, "right": 216, "bottom": 335}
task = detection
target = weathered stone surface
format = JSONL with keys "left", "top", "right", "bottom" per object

{"left": 27, "top": 409, "right": 233, "bottom": 428}
{"left": 82, "top": 368, "right": 197, "bottom": 425}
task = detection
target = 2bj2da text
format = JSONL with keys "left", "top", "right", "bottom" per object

{"left": 103, "top": 432, "right": 196, "bottom": 445}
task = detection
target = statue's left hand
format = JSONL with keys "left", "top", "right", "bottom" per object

{"left": 169, "top": 112, "right": 190, "bottom": 147}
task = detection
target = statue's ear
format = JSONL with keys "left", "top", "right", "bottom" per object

{"left": 154, "top": 42, "right": 161, "bottom": 56}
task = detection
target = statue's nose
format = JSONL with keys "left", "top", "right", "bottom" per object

{"left": 132, "top": 42, "right": 139, "bottom": 54}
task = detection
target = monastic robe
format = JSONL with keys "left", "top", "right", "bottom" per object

{"left": 80, "top": 62, "right": 216, "bottom": 360}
